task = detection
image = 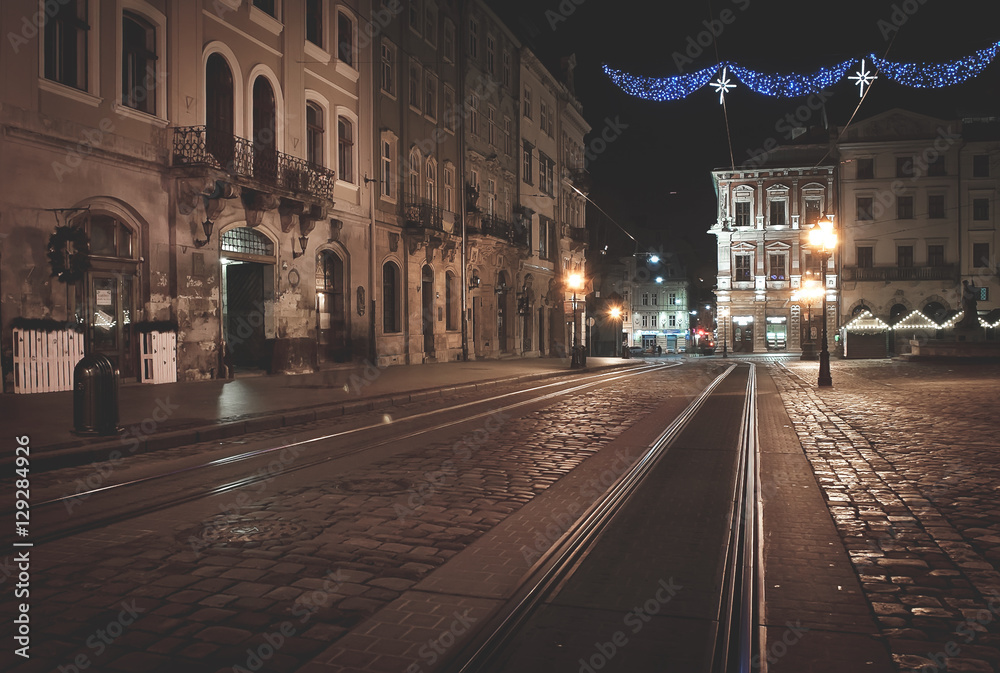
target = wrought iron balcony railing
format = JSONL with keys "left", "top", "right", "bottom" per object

{"left": 403, "top": 200, "right": 444, "bottom": 231}
{"left": 842, "top": 265, "right": 959, "bottom": 282}
{"left": 171, "top": 126, "right": 335, "bottom": 202}
{"left": 473, "top": 215, "right": 528, "bottom": 247}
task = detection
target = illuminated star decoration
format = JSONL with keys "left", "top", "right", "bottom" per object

{"left": 848, "top": 58, "right": 878, "bottom": 97}
{"left": 711, "top": 67, "right": 736, "bottom": 104}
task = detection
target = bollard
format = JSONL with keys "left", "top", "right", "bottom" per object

{"left": 73, "top": 354, "right": 122, "bottom": 435}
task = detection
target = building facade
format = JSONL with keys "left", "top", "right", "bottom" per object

{"left": 613, "top": 254, "right": 689, "bottom": 352}
{"left": 711, "top": 151, "right": 838, "bottom": 354}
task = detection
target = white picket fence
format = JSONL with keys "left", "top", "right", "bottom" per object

{"left": 12, "top": 328, "right": 85, "bottom": 394}
{"left": 141, "top": 331, "right": 177, "bottom": 384}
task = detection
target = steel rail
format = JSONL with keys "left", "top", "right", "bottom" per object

{"left": 17, "top": 363, "right": 678, "bottom": 546}
{"left": 442, "top": 364, "right": 741, "bottom": 673}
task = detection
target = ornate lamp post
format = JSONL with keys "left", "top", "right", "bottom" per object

{"left": 807, "top": 216, "right": 837, "bottom": 386}
{"left": 567, "top": 273, "right": 585, "bottom": 367}
{"left": 609, "top": 306, "right": 623, "bottom": 357}
{"left": 795, "top": 279, "right": 824, "bottom": 361}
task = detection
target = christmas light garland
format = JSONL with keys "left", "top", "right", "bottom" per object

{"left": 604, "top": 40, "right": 1000, "bottom": 103}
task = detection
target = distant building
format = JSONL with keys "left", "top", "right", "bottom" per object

{"left": 612, "top": 254, "right": 689, "bottom": 353}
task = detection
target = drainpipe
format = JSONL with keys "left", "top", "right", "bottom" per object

{"left": 459, "top": 1, "right": 469, "bottom": 362}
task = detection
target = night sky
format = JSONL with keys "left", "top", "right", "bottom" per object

{"left": 487, "top": 0, "right": 1000, "bottom": 287}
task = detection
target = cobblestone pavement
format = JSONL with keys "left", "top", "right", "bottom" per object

{"left": 774, "top": 359, "right": 1000, "bottom": 673}
{"left": 2, "top": 364, "right": 719, "bottom": 673}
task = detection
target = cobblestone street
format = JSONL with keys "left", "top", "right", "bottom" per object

{"left": 774, "top": 359, "right": 1000, "bottom": 673}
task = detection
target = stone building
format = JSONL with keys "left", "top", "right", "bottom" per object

{"left": 617, "top": 253, "right": 690, "bottom": 353}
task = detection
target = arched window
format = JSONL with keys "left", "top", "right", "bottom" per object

{"left": 425, "top": 159, "right": 437, "bottom": 205}
{"left": 337, "top": 11, "right": 355, "bottom": 67}
{"left": 252, "top": 76, "right": 277, "bottom": 181}
{"left": 382, "top": 261, "right": 401, "bottom": 333}
{"left": 206, "top": 53, "right": 235, "bottom": 166}
{"left": 122, "top": 12, "right": 157, "bottom": 114}
{"left": 306, "top": 102, "right": 324, "bottom": 166}
{"left": 337, "top": 115, "right": 354, "bottom": 183}
{"left": 923, "top": 301, "right": 947, "bottom": 324}
{"left": 889, "top": 303, "right": 908, "bottom": 325}
{"left": 408, "top": 148, "right": 421, "bottom": 201}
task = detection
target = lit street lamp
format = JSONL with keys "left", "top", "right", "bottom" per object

{"left": 609, "top": 306, "right": 623, "bottom": 357}
{"left": 567, "top": 273, "right": 585, "bottom": 368}
{"left": 807, "top": 215, "right": 837, "bottom": 386}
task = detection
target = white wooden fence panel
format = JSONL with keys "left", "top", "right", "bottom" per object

{"left": 141, "top": 331, "right": 177, "bottom": 384}
{"left": 12, "top": 328, "right": 84, "bottom": 394}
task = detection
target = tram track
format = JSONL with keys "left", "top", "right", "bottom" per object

{"left": 439, "top": 362, "right": 762, "bottom": 673}
{"left": 5, "top": 362, "right": 679, "bottom": 547}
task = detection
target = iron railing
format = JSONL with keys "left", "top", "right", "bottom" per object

{"left": 843, "top": 265, "right": 958, "bottom": 282}
{"left": 171, "top": 126, "right": 335, "bottom": 202}
{"left": 403, "top": 200, "right": 444, "bottom": 231}
{"left": 474, "top": 215, "right": 528, "bottom": 247}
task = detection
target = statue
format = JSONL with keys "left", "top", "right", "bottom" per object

{"left": 955, "top": 280, "right": 981, "bottom": 330}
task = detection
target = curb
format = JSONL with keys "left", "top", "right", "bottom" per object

{"left": 19, "top": 360, "right": 642, "bottom": 472}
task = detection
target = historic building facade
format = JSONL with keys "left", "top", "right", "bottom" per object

{"left": 617, "top": 254, "right": 690, "bottom": 353}
{"left": 711, "top": 150, "right": 837, "bottom": 354}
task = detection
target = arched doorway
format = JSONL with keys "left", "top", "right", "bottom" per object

{"left": 733, "top": 316, "right": 754, "bottom": 353}
{"left": 889, "top": 303, "right": 908, "bottom": 325}
{"left": 316, "top": 250, "right": 348, "bottom": 362}
{"left": 206, "top": 53, "right": 234, "bottom": 166}
{"left": 252, "top": 76, "right": 277, "bottom": 182}
{"left": 923, "top": 301, "right": 947, "bottom": 324}
{"left": 221, "top": 226, "right": 275, "bottom": 370}
{"left": 422, "top": 265, "right": 434, "bottom": 355}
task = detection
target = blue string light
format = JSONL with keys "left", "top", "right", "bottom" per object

{"left": 605, "top": 41, "right": 1000, "bottom": 101}
{"left": 869, "top": 40, "right": 1000, "bottom": 88}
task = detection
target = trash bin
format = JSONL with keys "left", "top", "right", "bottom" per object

{"left": 73, "top": 354, "right": 122, "bottom": 436}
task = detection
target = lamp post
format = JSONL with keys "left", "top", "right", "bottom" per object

{"left": 609, "top": 306, "right": 623, "bottom": 357}
{"left": 567, "top": 273, "right": 584, "bottom": 367}
{"left": 719, "top": 304, "right": 729, "bottom": 358}
{"left": 795, "top": 279, "right": 823, "bottom": 361}
{"left": 807, "top": 216, "right": 837, "bottom": 386}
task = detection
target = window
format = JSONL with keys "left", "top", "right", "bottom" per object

{"left": 897, "top": 196, "right": 913, "bottom": 219}
{"left": 539, "top": 153, "right": 554, "bottom": 195}
{"left": 45, "top": 0, "right": 89, "bottom": 90}
{"left": 651, "top": 293, "right": 658, "bottom": 306}
{"left": 206, "top": 53, "right": 235, "bottom": 166}
{"left": 973, "top": 198, "right": 990, "bottom": 221}
{"left": 927, "top": 155, "right": 945, "bottom": 176}
{"left": 444, "top": 163, "right": 455, "bottom": 212}
{"left": 769, "top": 200, "right": 786, "bottom": 226}
{"left": 468, "top": 18, "right": 478, "bottom": 58}
{"left": 641, "top": 293, "right": 649, "bottom": 306}
{"left": 337, "top": 12, "right": 354, "bottom": 67}
{"left": 735, "top": 202, "right": 751, "bottom": 227}
{"left": 443, "top": 86, "right": 455, "bottom": 131}
{"left": 734, "top": 254, "right": 752, "bottom": 281}
{"left": 668, "top": 293, "right": 677, "bottom": 305}
{"left": 425, "top": 159, "right": 436, "bottom": 204}
{"left": 446, "top": 271, "right": 458, "bottom": 330}
{"left": 669, "top": 314, "right": 677, "bottom": 328}
{"left": 424, "top": 72, "right": 437, "bottom": 119}
{"left": 503, "top": 117, "right": 512, "bottom": 156}
{"left": 408, "top": 148, "right": 420, "bottom": 200}
{"left": 254, "top": 0, "right": 276, "bottom": 15}
{"left": 896, "top": 156, "right": 914, "bottom": 178}
{"left": 122, "top": 12, "right": 157, "bottom": 114}
{"left": 857, "top": 246, "right": 873, "bottom": 269}
{"left": 523, "top": 141, "right": 533, "bottom": 184}
{"left": 424, "top": 3, "right": 436, "bottom": 45}
{"left": 502, "top": 50, "right": 511, "bottom": 88}
{"left": 804, "top": 199, "right": 821, "bottom": 226}
{"left": 85, "top": 213, "right": 134, "bottom": 258}
{"left": 306, "top": 0, "right": 322, "bottom": 46}
{"left": 856, "top": 158, "right": 874, "bottom": 179}
{"left": 928, "top": 194, "right": 945, "bottom": 219}
{"left": 486, "top": 179, "right": 496, "bottom": 216}
{"left": 408, "top": 59, "right": 421, "bottom": 110}
{"left": 380, "top": 138, "right": 393, "bottom": 198}
{"left": 768, "top": 254, "right": 786, "bottom": 280}
{"left": 442, "top": 20, "right": 455, "bottom": 62}
{"left": 641, "top": 315, "right": 648, "bottom": 328}
{"left": 380, "top": 42, "right": 395, "bottom": 95}
{"left": 486, "top": 34, "right": 495, "bottom": 75}
{"left": 540, "top": 100, "right": 549, "bottom": 135}
{"left": 973, "top": 154, "right": 990, "bottom": 178}
{"left": 857, "top": 197, "right": 874, "bottom": 221}
{"left": 382, "top": 262, "right": 401, "bottom": 333}
{"left": 468, "top": 94, "right": 478, "bottom": 136}
{"left": 897, "top": 245, "right": 914, "bottom": 268}
{"left": 927, "top": 244, "right": 945, "bottom": 267}
{"left": 523, "top": 86, "right": 532, "bottom": 119}
{"left": 539, "top": 217, "right": 554, "bottom": 259}
{"left": 337, "top": 116, "right": 354, "bottom": 183}
{"left": 306, "top": 102, "right": 324, "bottom": 166}
{"left": 973, "top": 242, "right": 990, "bottom": 268}
{"left": 408, "top": 0, "right": 420, "bottom": 33}
{"left": 487, "top": 106, "right": 496, "bottom": 146}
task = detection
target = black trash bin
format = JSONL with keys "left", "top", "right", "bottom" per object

{"left": 73, "top": 354, "right": 122, "bottom": 436}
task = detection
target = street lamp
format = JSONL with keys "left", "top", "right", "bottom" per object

{"left": 609, "top": 306, "right": 623, "bottom": 357}
{"left": 807, "top": 215, "right": 837, "bottom": 386}
{"left": 567, "top": 273, "right": 585, "bottom": 367}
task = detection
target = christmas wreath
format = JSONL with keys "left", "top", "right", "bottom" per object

{"left": 46, "top": 225, "right": 91, "bottom": 283}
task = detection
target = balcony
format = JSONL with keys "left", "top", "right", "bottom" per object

{"left": 472, "top": 215, "right": 528, "bottom": 247}
{"left": 842, "top": 265, "right": 959, "bottom": 282}
{"left": 568, "top": 225, "right": 588, "bottom": 251}
{"left": 404, "top": 200, "right": 444, "bottom": 231}
{"left": 171, "top": 126, "right": 335, "bottom": 203}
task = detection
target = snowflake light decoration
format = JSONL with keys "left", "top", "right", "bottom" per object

{"left": 711, "top": 67, "right": 736, "bottom": 104}
{"left": 848, "top": 58, "right": 878, "bottom": 97}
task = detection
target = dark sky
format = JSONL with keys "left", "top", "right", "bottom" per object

{"left": 487, "top": 0, "right": 1000, "bottom": 283}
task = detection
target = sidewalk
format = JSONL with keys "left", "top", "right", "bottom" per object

{"left": 0, "top": 356, "right": 643, "bottom": 469}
